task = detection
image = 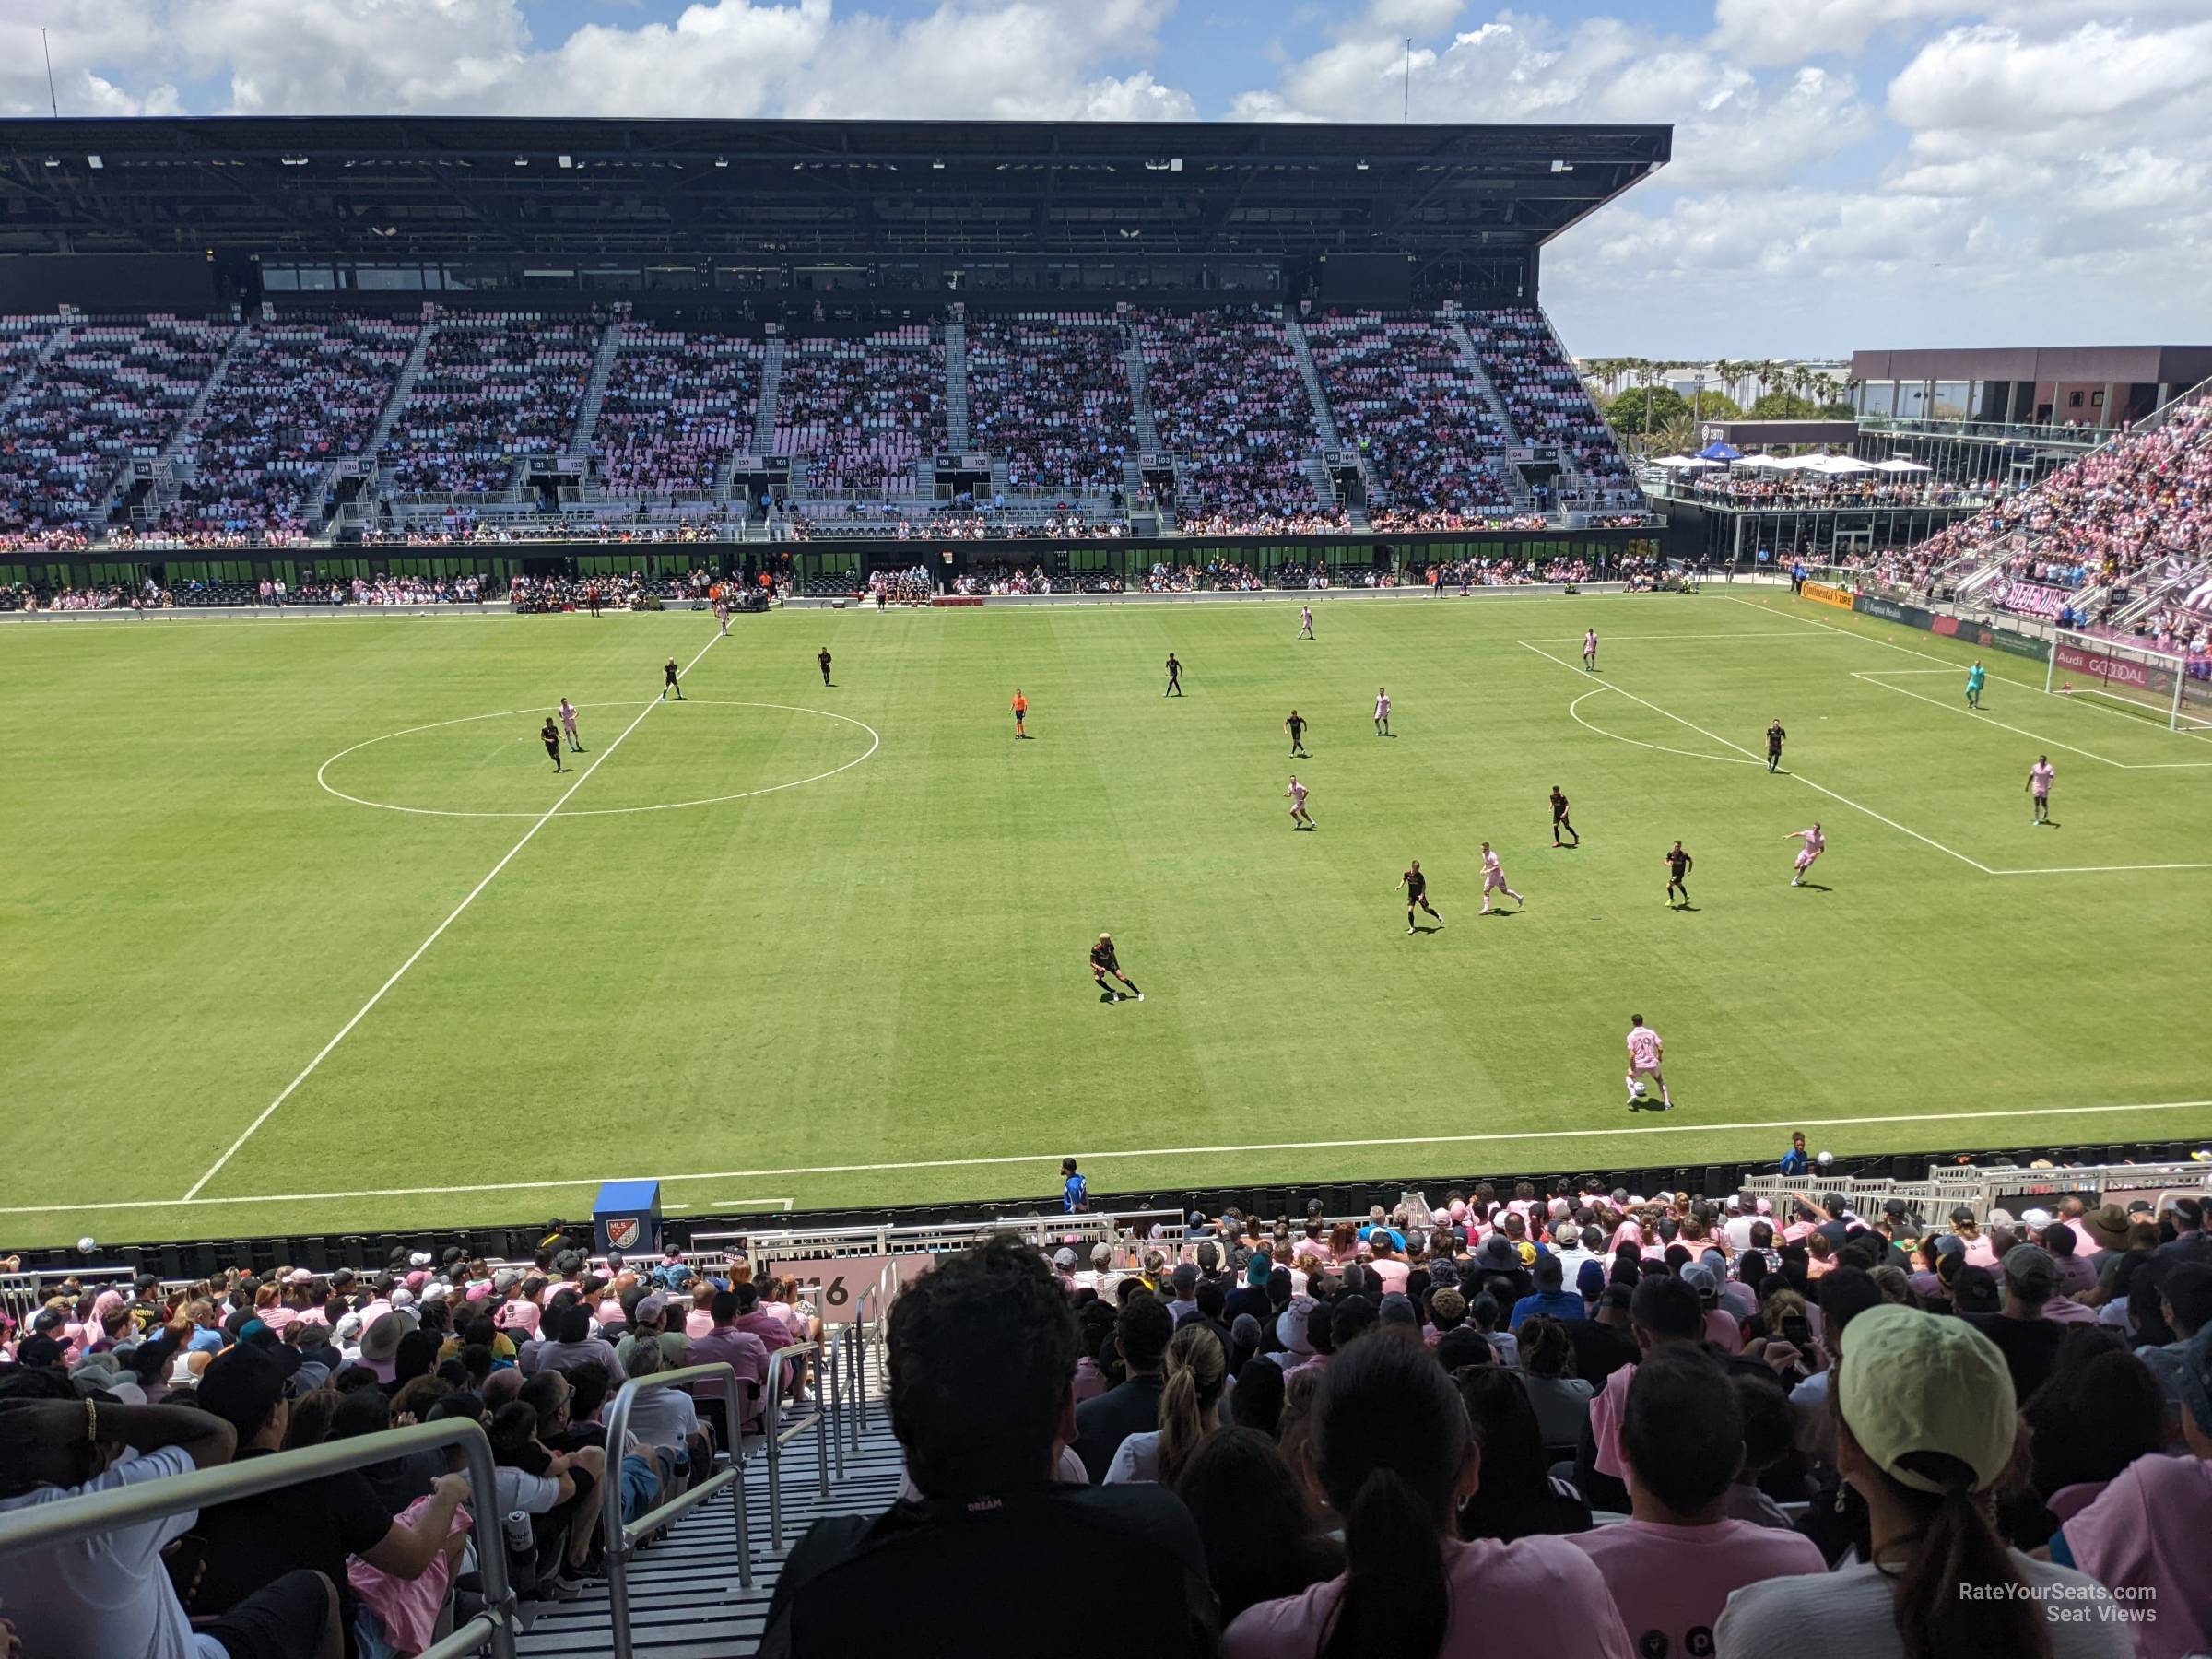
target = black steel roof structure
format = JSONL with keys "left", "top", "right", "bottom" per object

{"left": 0, "top": 116, "right": 1669, "bottom": 264}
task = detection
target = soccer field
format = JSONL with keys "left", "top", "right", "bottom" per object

{"left": 5, "top": 588, "right": 2208, "bottom": 1248}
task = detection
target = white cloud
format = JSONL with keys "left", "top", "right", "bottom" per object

{"left": 1887, "top": 18, "right": 2212, "bottom": 135}
{"left": 46, "top": 0, "right": 1192, "bottom": 120}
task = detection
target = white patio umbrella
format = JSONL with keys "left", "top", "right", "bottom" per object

{"left": 1873, "top": 457, "right": 1931, "bottom": 473}
{"left": 1803, "top": 454, "right": 1875, "bottom": 474}
{"left": 1653, "top": 454, "right": 1721, "bottom": 468}
{"left": 1737, "top": 453, "right": 1802, "bottom": 469}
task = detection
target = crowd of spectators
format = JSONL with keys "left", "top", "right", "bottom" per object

{"left": 379, "top": 316, "right": 597, "bottom": 495}
{"left": 0, "top": 1241, "right": 832, "bottom": 1652}
{"left": 967, "top": 314, "right": 1134, "bottom": 496}
{"left": 1369, "top": 507, "right": 1550, "bottom": 534}
{"left": 756, "top": 1179, "right": 2212, "bottom": 1655}
{"left": 1470, "top": 309, "right": 1640, "bottom": 495}
{"left": 1305, "top": 312, "right": 1511, "bottom": 520}
{"left": 1912, "top": 394, "right": 2212, "bottom": 613}
{"left": 3, "top": 1176, "right": 2208, "bottom": 1657}
{"left": 1680, "top": 472, "right": 1993, "bottom": 509}
{"left": 774, "top": 327, "right": 947, "bottom": 495}
{"left": 1, "top": 315, "right": 232, "bottom": 547}
{"left": 1138, "top": 309, "right": 1339, "bottom": 534}
{"left": 159, "top": 315, "right": 416, "bottom": 545}
{"left": 593, "top": 327, "right": 764, "bottom": 498}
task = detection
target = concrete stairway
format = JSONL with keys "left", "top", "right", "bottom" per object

{"left": 1280, "top": 314, "right": 1340, "bottom": 448}
{"left": 752, "top": 337, "right": 785, "bottom": 453}
{"left": 943, "top": 320, "right": 969, "bottom": 449}
{"left": 515, "top": 1401, "right": 905, "bottom": 1657}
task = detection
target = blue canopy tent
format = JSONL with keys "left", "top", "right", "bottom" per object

{"left": 1697, "top": 441, "right": 1743, "bottom": 461}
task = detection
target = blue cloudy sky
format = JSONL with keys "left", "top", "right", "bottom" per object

{"left": 5, "top": 0, "right": 2207, "bottom": 357}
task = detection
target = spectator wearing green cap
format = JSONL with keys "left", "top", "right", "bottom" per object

{"left": 1715, "top": 1303, "right": 2129, "bottom": 1657}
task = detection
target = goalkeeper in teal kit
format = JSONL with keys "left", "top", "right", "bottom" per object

{"left": 1966, "top": 661, "right": 1986, "bottom": 710}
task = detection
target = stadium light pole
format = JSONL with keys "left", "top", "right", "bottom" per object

{"left": 41, "top": 29, "right": 59, "bottom": 118}
{"left": 1403, "top": 38, "right": 1411, "bottom": 123}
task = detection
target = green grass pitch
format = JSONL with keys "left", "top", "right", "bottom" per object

{"left": 4, "top": 589, "right": 2208, "bottom": 1247}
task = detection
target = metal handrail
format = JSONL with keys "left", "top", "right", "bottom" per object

{"left": 0, "top": 1418, "right": 517, "bottom": 1659}
{"left": 761, "top": 1340, "right": 830, "bottom": 1552}
{"left": 601, "top": 1361, "right": 747, "bottom": 1659}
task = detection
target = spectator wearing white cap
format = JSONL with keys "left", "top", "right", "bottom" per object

{"left": 1714, "top": 1303, "right": 2129, "bottom": 1657}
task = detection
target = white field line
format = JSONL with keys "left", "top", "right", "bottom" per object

{"left": 1721, "top": 593, "right": 2212, "bottom": 748}
{"left": 315, "top": 699, "right": 881, "bottom": 819}
{"left": 8, "top": 1099, "right": 2206, "bottom": 1219}
{"left": 1568, "top": 687, "right": 1761, "bottom": 768}
{"left": 182, "top": 629, "right": 724, "bottom": 1201}
{"left": 1522, "top": 640, "right": 1996, "bottom": 873}
{"left": 1528, "top": 631, "right": 1832, "bottom": 642}
{"left": 666, "top": 1198, "right": 796, "bottom": 1213}
{"left": 1853, "top": 671, "right": 2212, "bottom": 771}
{"left": 1990, "top": 863, "right": 2212, "bottom": 876}
{"left": 1852, "top": 673, "right": 2133, "bottom": 769}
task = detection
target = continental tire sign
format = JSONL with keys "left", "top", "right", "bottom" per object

{"left": 1802, "top": 581, "right": 1857, "bottom": 610}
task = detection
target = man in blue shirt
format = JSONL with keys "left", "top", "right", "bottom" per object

{"left": 1779, "top": 1130, "right": 1810, "bottom": 1177}
{"left": 1061, "top": 1157, "right": 1088, "bottom": 1213}
{"left": 1509, "top": 1253, "right": 1586, "bottom": 1331}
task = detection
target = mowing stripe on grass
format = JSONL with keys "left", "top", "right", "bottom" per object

{"left": 14, "top": 1099, "right": 2198, "bottom": 1219}
{"left": 180, "top": 628, "right": 725, "bottom": 1202}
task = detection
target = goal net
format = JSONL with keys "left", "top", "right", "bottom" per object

{"left": 2044, "top": 629, "right": 2211, "bottom": 731}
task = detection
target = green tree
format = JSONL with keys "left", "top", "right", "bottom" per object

{"left": 1747, "top": 389, "right": 1830, "bottom": 419}
{"left": 1684, "top": 389, "right": 1743, "bottom": 421}
{"left": 1605, "top": 384, "right": 1689, "bottom": 431}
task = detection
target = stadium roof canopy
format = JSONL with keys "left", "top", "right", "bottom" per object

{"left": 0, "top": 116, "right": 1670, "bottom": 263}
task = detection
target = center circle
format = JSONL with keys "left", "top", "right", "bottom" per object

{"left": 317, "top": 700, "right": 881, "bottom": 818}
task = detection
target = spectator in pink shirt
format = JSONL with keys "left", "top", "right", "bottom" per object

{"left": 1570, "top": 1348, "right": 1825, "bottom": 1653}
{"left": 1223, "top": 1330, "right": 1631, "bottom": 1657}
{"left": 688, "top": 1289, "right": 772, "bottom": 1439}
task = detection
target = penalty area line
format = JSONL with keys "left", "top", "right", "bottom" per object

{"left": 15, "top": 1100, "right": 2210, "bottom": 1218}
{"left": 181, "top": 628, "right": 725, "bottom": 1203}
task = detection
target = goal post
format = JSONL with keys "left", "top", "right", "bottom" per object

{"left": 2044, "top": 629, "right": 2208, "bottom": 731}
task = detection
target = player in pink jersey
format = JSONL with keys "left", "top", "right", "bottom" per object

{"left": 1478, "top": 841, "right": 1524, "bottom": 912}
{"left": 1286, "top": 774, "right": 1316, "bottom": 830}
{"left": 558, "top": 698, "right": 583, "bottom": 753}
{"left": 1583, "top": 628, "right": 1599, "bottom": 672}
{"left": 1373, "top": 687, "right": 1392, "bottom": 736}
{"left": 1624, "top": 1013, "right": 1674, "bottom": 1112}
{"left": 2027, "top": 755, "right": 2054, "bottom": 825}
{"left": 1298, "top": 605, "right": 1315, "bottom": 640}
{"left": 1785, "top": 822, "right": 1825, "bottom": 886}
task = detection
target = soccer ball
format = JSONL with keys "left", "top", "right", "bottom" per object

{"left": 1816, "top": 1150, "right": 1834, "bottom": 1168}
{"left": 76, "top": 1236, "right": 97, "bottom": 1254}
{"left": 1631, "top": 1079, "right": 1651, "bottom": 1101}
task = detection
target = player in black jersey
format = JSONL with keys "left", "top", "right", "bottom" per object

{"left": 1089, "top": 933, "right": 1144, "bottom": 1002}
{"left": 1664, "top": 841, "right": 1694, "bottom": 908}
{"left": 663, "top": 657, "right": 685, "bottom": 700}
{"left": 541, "top": 717, "right": 567, "bottom": 773}
{"left": 1765, "top": 719, "right": 1786, "bottom": 773}
{"left": 1285, "top": 709, "right": 1309, "bottom": 757}
{"left": 1164, "top": 653, "right": 1183, "bottom": 697}
{"left": 1549, "top": 785, "right": 1579, "bottom": 848}
{"left": 818, "top": 648, "right": 833, "bottom": 687}
{"left": 1398, "top": 861, "right": 1443, "bottom": 934}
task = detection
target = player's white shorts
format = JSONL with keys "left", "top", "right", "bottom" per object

{"left": 1484, "top": 871, "right": 1509, "bottom": 890}
{"left": 1794, "top": 849, "right": 1820, "bottom": 870}
{"left": 1631, "top": 1062, "right": 1663, "bottom": 1078}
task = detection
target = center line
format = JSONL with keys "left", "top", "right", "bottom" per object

{"left": 182, "top": 629, "right": 723, "bottom": 1201}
